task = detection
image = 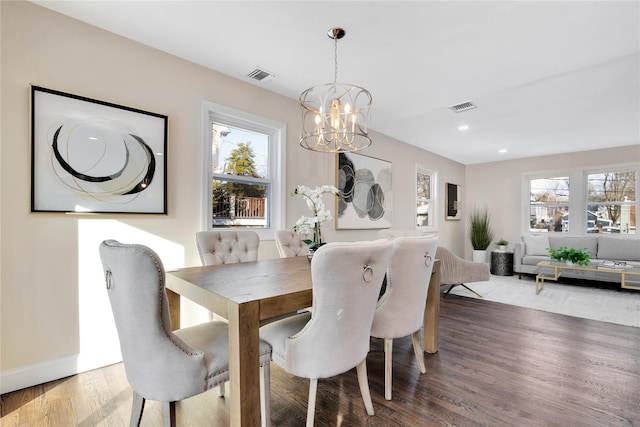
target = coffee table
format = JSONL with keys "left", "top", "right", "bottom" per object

{"left": 535, "top": 261, "right": 640, "bottom": 295}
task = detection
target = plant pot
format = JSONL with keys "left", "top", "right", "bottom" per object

{"left": 498, "top": 245, "right": 507, "bottom": 251}
{"left": 307, "top": 248, "right": 316, "bottom": 263}
{"left": 472, "top": 250, "right": 487, "bottom": 263}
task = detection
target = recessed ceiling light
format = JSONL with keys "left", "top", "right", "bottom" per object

{"left": 498, "top": 149, "right": 508, "bottom": 153}
{"left": 458, "top": 124, "right": 469, "bottom": 131}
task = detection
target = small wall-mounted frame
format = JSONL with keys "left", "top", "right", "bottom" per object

{"left": 31, "top": 86, "right": 167, "bottom": 214}
{"left": 416, "top": 165, "right": 437, "bottom": 230}
{"left": 445, "top": 182, "right": 462, "bottom": 220}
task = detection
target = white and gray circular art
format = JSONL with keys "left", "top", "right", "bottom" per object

{"left": 338, "top": 153, "right": 390, "bottom": 225}
{"left": 50, "top": 118, "right": 155, "bottom": 203}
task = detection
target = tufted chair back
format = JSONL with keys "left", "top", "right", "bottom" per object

{"left": 274, "top": 230, "right": 311, "bottom": 258}
{"left": 196, "top": 230, "right": 260, "bottom": 265}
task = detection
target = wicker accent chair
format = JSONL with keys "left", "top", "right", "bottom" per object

{"left": 435, "top": 246, "right": 490, "bottom": 298}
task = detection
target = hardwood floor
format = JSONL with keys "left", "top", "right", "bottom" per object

{"left": 2, "top": 294, "right": 639, "bottom": 426}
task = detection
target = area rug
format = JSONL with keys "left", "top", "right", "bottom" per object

{"left": 446, "top": 274, "right": 640, "bottom": 328}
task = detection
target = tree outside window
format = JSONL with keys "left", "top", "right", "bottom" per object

{"left": 529, "top": 177, "right": 569, "bottom": 232}
{"left": 525, "top": 167, "right": 638, "bottom": 235}
{"left": 587, "top": 171, "right": 636, "bottom": 234}
{"left": 210, "top": 124, "right": 270, "bottom": 228}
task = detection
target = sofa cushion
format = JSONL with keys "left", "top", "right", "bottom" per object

{"left": 548, "top": 235, "right": 598, "bottom": 258}
{"left": 522, "top": 255, "right": 550, "bottom": 266}
{"left": 522, "top": 234, "right": 550, "bottom": 256}
{"left": 597, "top": 235, "right": 640, "bottom": 261}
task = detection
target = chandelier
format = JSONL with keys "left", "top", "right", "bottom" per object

{"left": 299, "top": 28, "right": 372, "bottom": 153}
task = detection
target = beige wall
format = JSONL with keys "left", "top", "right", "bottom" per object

{"left": 1, "top": 1, "right": 465, "bottom": 392}
{"left": 465, "top": 145, "right": 640, "bottom": 259}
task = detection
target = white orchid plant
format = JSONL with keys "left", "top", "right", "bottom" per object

{"left": 292, "top": 184, "right": 339, "bottom": 250}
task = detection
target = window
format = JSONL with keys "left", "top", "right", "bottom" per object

{"left": 529, "top": 176, "right": 570, "bottom": 233}
{"left": 524, "top": 164, "right": 639, "bottom": 235}
{"left": 202, "top": 101, "right": 285, "bottom": 238}
{"left": 416, "top": 165, "right": 437, "bottom": 230}
{"left": 587, "top": 170, "right": 636, "bottom": 234}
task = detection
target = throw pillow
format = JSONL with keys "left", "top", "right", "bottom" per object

{"left": 523, "top": 234, "right": 549, "bottom": 256}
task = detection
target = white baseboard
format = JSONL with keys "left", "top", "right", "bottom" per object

{"left": 1, "top": 352, "right": 122, "bottom": 394}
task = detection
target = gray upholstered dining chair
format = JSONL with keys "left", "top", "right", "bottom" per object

{"left": 99, "top": 240, "right": 272, "bottom": 427}
{"left": 196, "top": 230, "right": 262, "bottom": 372}
{"left": 370, "top": 235, "right": 439, "bottom": 400}
{"left": 436, "top": 246, "right": 490, "bottom": 298}
{"left": 196, "top": 230, "right": 260, "bottom": 265}
{"left": 274, "top": 230, "right": 310, "bottom": 258}
{"left": 260, "top": 240, "right": 393, "bottom": 427}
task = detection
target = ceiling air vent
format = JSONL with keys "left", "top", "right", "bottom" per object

{"left": 448, "top": 101, "right": 477, "bottom": 113}
{"left": 247, "top": 68, "right": 276, "bottom": 83}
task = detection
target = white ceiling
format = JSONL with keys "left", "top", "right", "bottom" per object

{"left": 31, "top": 1, "right": 640, "bottom": 165}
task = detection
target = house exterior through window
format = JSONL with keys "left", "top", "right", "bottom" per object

{"left": 202, "top": 101, "right": 285, "bottom": 238}
{"left": 525, "top": 165, "right": 638, "bottom": 235}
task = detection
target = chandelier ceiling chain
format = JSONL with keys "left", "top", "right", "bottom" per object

{"left": 299, "top": 27, "right": 372, "bottom": 153}
{"left": 333, "top": 31, "right": 338, "bottom": 84}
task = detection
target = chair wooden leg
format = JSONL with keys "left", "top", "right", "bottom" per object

{"left": 129, "top": 391, "right": 145, "bottom": 427}
{"left": 356, "top": 360, "right": 375, "bottom": 416}
{"left": 261, "top": 364, "right": 271, "bottom": 427}
{"left": 411, "top": 330, "right": 427, "bottom": 374}
{"left": 306, "top": 379, "right": 318, "bottom": 427}
{"left": 162, "top": 402, "right": 176, "bottom": 427}
{"left": 384, "top": 338, "right": 393, "bottom": 400}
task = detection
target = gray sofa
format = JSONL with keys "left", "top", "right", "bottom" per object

{"left": 514, "top": 234, "right": 640, "bottom": 281}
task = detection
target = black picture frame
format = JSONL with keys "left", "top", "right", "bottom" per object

{"left": 445, "top": 182, "right": 462, "bottom": 220}
{"left": 31, "top": 86, "right": 168, "bottom": 214}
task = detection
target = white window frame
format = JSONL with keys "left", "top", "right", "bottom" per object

{"left": 201, "top": 101, "right": 286, "bottom": 240}
{"left": 522, "top": 162, "right": 639, "bottom": 236}
{"left": 585, "top": 165, "right": 639, "bottom": 234}
{"left": 525, "top": 174, "right": 573, "bottom": 233}
{"left": 415, "top": 164, "right": 438, "bottom": 231}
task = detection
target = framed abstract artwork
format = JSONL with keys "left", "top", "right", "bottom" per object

{"left": 31, "top": 86, "right": 167, "bottom": 214}
{"left": 416, "top": 165, "right": 437, "bottom": 230}
{"left": 445, "top": 182, "right": 462, "bottom": 220}
{"left": 336, "top": 152, "right": 392, "bottom": 229}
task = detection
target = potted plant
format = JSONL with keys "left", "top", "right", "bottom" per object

{"left": 546, "top": 246, "right": 590, "bottom": 266}
{"left": 468, "top": 206, "right": 494, "bottom": 262}
{"left": 495, "top": 239, "right": 509, "bottom": 251}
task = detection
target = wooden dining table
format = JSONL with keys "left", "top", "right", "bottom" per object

{"left": 165, "top": 256, "right": 441, "bottom": 427}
